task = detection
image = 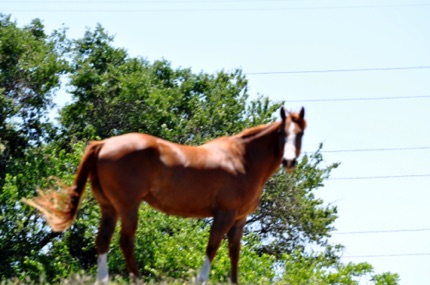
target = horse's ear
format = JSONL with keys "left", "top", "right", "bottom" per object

{"left": 280, "top": 107, "right": 287, "bottom": 121}
{"left": 299, "top": 107, "right": 305, "bottom": 119}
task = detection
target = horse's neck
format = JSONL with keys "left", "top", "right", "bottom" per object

{"left": 243, "top": 122, "right": 283, "bottom": 177}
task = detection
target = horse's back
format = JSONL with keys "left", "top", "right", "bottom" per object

{"left": 93, "top": 133, "right": 157, "bottom": 206}
{"left": 98, "top": 133, "right": 155, "bottom": 159}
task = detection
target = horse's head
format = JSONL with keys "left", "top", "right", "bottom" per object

{"left": 279, "top": 107, "right": 306, "bottom": 173}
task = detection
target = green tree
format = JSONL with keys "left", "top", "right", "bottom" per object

{"left": 0, "top": 14, "right": 67, "bottom": 183}
{"left": 247, "top": 146, "right": 339, "bottom": 256}
{"left": 0, "top": 15, "right": 67, "bottom": 280}
{"left": 0, "top": 142, "right": 82, "bottom": 280}
{"left": 372, "top": 272, "right": 401, "bottom": 285}
{"left": 279, "top": 247, "right": 400, "bottom": 285}
{"left": 60, "top": 25, "right": 278, "bottom": 144}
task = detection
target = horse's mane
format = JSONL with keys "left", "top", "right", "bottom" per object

{"left": 234, "top": 111, "right": 306, "bottom": 140}
{"left": 235, "top": 121, "right": 281, "bottom": 140}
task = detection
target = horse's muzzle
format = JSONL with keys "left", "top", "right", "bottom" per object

{"left": 282, "top": 158, "right": 297, "bottom": 173}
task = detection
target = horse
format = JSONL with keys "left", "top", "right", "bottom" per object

{"left": 23, "top": 106, "right": 306, "bottom": 285}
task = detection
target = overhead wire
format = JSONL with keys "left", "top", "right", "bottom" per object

{"left": 2, "top": 0, "right": 301, "bottom": 2}
{"left": 302, "top": 145, "right": 430, "bottom": 180}
{"left": 343, "top": 252, "right": 430, "bottom": 258}
{"left": 239, "top": 62, "right": 430, "bottom": 182}
{"left": 1, "top": 0, "right": 427, "bottom": 3}
{"left": 286, "top": 95, "right": 430, "bottom": 103}
{"left": 304, "top": 146, "right": 430, "bottom": 179}
{"left": 333, "top": 228, "right": 430, "bottom": 235}
{"left": 4, "top": 2, "right": 430, "bottom": 12}
{"left": 249, "top": 66, "right": 430, "bottom": 102}
{"left": 319, "top": 146, "right": 430, "bottom": 153}
{"left": 329, "top": 174, "right": 430, "bottom": 180}
{"left": 246, "top": 66, "right": 430, "bottom": 75}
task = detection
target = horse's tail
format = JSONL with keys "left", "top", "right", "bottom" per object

{"left": 23, "top": 141, "right": 104, "bottom": 232}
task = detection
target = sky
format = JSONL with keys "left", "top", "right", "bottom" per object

{"left": 3, "top": 0, "right": 430, "bottom": 284}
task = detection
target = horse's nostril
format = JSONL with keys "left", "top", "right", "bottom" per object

{"left": 282, "top": 159, "right": 296, "bottom": 169}
{"left": 282, "top": 159, "right": 288, "bottom": 167}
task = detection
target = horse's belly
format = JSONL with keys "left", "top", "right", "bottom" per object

{"left": 144, "top": 186, "right": 215, "bottom": 218}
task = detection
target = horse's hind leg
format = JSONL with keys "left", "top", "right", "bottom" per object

{"left": 227, "top": 218, "right": 246, "bottom": 285}
{"left": 119, "top": 207, "right": 141, "bottom": 280}
{"left": 96, "top": 204, "right": 118, "bottom": 285}
{"left": 92, "top": 174, "right": 119, "bottom": 285}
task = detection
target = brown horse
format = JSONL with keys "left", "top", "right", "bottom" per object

{"left": 23, "top": 107, "right": 306, "bottom": 285}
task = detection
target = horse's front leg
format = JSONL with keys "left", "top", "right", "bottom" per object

{"left": 196, "top": 210, "right": 237, "bottom": 284}
{"left": 227, "top": 218, "right": 246, "bottom": 285}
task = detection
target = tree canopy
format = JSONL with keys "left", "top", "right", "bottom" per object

{"left": 0, "top": 15, "right": 67, "bottom": 184}
{"left": 0, "top": 15, "right": 399, "bottom": 284}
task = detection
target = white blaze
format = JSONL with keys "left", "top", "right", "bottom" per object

{"left": 96, "top": 253, "right": 109, "bottom": 285}
{"left": 283, "top": 123, "right": 297, "bottom": 161}
{"left": 196, "top": 255, "right": 211, "bottom": 284}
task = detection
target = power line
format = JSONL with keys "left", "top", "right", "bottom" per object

{"left": 0, "top": 0, "right": 312, "bottom": 2}
{"left": 5, "top": 2, "right": 430, "bottom": 9}
{"left": 329, "top": 174, "right": 430, "bottom": 180}
{"left": 334, "top": 229, "right": 430, "bottom": 260}
{"left": 2, "top": 0, "right": 428, "bottom": 3}
{"left": 246, "top": 66, "right": 430, "bottom": 75}
{"left": 5, "top": 3, "right": 430, "bottom": 12}
{"left": 1, "top": 0, "right": 308, "bottom": 2}
{"left": 305, "top": 146, "right": 430, "bottom": 154}
{"left": 286, "top": 95, "right": 430, "bottom": 103}
{"left": 344, "top": 252, "right": 430, "bottom": 258}
{"left": 333, "top": 228, "right": 430, "bottom": 235}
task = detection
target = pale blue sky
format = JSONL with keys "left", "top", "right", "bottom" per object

{"left": 4, "top": 0, "right": 430, "bottom": 284}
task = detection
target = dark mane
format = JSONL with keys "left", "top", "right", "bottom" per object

{"left": 235, "top": 121, "right": 281, "bottom": 140}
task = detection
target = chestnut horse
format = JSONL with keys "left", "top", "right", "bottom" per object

{"left": 24, "top": 107, "right": 306, "bottom": 285}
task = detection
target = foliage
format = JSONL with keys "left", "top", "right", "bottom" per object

{"left": 60, "top": 25, "right": 279, "bottom": 144}
{"left": 1, "top": 274, "right": 272, "bottom": 285}
{"left": 372, "top": 272, "right": 401, "bottom": 285}
{"left": 0, "top": 14, "right": 68, "bottom": 184}
{"left": 0, "top": 140, "right": 84, "bottom": 280}
{"left": 279, "top": 247, "right": 400, "bottom": 285}
{"left": 248, "top": 145, "right": 340, "bottom": 256}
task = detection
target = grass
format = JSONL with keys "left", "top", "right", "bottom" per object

{"left": 0, "top": 273, "right": 245, "bottom": 285}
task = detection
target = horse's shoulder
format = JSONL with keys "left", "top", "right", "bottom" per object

{"left": 199, "top": 137, "right": 245, "bottom": 174}
{"left": 201, "top": 136, "right": 241, "bottom": 152}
